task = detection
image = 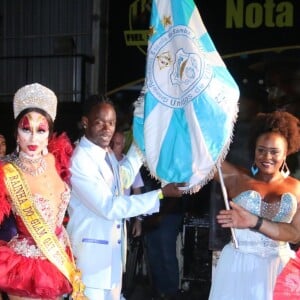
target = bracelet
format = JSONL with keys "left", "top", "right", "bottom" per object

{"left": 251, "top": 216, "right": 263, "bottom": 231}
{"left": 158, "top": 189, "right": 164, "bottom": 200}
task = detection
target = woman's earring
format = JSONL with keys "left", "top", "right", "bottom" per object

{"left": 251, "top": 164, "right": 258, "bottom": 176}
{"left": 280, "top": 161, "right": 290, "bottom": 178}
{"left": 16, "top": 143, "right": 20, "bottom": 154}
{"left": 42, "top": 146, "right": 48, "bottom": 156}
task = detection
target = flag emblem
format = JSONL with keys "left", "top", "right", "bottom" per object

{"left": 148, "top": 25, "right": 213, "bottom": 108}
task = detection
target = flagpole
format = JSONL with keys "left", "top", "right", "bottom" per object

{"left": 217, "top": 165, "right": 239, "bottom": 249}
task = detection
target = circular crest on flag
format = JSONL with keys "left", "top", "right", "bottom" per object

{"left": 147, "top": 25, "right": 213, "bottom": 108}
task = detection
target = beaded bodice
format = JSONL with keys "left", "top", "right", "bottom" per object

{"left": 234, "top": 190, "right": 297, "bottom": 223}
{"left": 30, "top": 187, "right": 70, "bottom": 228}
{"left": 8, "top": 186, "right": 70, "bottom": 258}
{"left": 11, "top": 185, "right": 70, "bottom": 232}
{"left": 231, "top": 190, "right": 297, "bottom": 257}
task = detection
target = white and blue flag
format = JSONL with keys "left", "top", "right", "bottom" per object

{"left": 133, "top": 0, "right": 239, "bottom": 193}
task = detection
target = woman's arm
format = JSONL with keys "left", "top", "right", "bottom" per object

{"left": 217, "top": 200, "right": 300, "bottom": 244}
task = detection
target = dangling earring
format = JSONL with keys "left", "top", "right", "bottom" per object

{"left": 16, "top": 143, "right": 20, "bottom": 154}
{"left": 42, "top": 146, "right": 48, "bottom": 156}
{"left": 280, "top": 161, "right": 290, "bottom": 178}
{"left": 251, "top": 164, "right": 258, "bottom": 176}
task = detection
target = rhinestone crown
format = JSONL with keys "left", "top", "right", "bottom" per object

{"left": 13, "top": 83, "right": 57, "bottom": 120}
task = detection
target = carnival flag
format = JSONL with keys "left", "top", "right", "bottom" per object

{"left": 133, "top": 0, "right": 240, "bottom": 193}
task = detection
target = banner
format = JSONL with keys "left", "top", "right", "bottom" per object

{"left": 133, "top": 0, "right": 240, "bottom": 193}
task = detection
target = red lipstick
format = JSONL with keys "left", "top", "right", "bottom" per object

{"left": 28, "top": 145, "right": 38, "bottom": 151}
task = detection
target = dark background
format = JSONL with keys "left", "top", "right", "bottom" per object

{"left": 0, "top": 0, "right": 299, "bottom": 148}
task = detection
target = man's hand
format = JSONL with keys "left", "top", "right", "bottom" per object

{"left": 161, "top": 183, "right": 185, "bottom": 198}
{"left": 131, "top": 218, "right": 142, "bottom": 237}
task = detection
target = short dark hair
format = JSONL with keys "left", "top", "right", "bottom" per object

{"left": 249, "top": 111, "right": 300, "bottom": 157}
{"left": 82, "top": 95, "right": 114, "bottom": 117}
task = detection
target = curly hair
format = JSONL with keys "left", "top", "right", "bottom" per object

{"left": 248, "top": 111, "right": 300, "bottom": 157}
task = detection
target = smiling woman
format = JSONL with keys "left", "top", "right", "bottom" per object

{"left": 0, "top": 83, "right": 86, "bottom": 300}
{"left": 209, "top": 111, "right": 300, "bottom": 300}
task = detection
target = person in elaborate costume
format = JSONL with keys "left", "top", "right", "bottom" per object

{"left": 209, "top": 111, "right": 300, "bottom": 300}
{"left": 0, "top": 83, "right": 85, "bottom": 300}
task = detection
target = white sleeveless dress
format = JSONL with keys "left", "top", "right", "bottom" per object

{"left": 209, "top": 190, "right": 297, "bottom": 300}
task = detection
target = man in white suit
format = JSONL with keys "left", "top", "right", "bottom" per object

{"left": 67, "top": 96, "right": 183, "bottom": 300}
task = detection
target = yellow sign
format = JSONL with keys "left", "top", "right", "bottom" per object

{"left": 124, "top": 0, "right": 152, "bottom": 55}
{"left": 226, "top": 0, "right": 294, "bottom": 28}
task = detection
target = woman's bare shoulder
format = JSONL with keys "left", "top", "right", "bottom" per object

{"left": 45, "top": 152, "right": 55, "bottom": 163}
{"left": 283, "top": 176, "right": 300, "bottom": 200}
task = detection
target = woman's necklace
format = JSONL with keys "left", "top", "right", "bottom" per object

{"left": 14, "top": 153, "right": 47, "bottom": 176}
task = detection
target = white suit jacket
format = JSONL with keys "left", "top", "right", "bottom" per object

{"left": 67, "top": 136, "right": 160, "bottom": 289}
